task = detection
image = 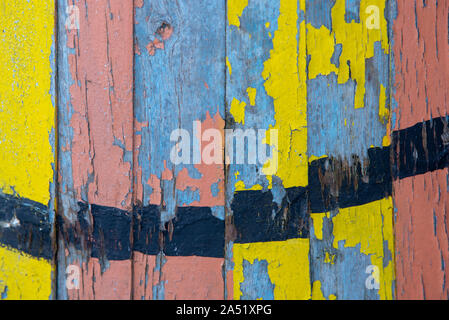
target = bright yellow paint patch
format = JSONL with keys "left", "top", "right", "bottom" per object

{"left": 233, "top": 239, "right": 311, "bottom": 300}
{"left": 262, "top": 0, "right": 308, "bottom": 188}
{"left": 378, "top": 84, "right": 391, "bottom": 147}
{"left": 331, "top": 197, "right": 395, "bottom": 300}
{"left": 324, "top": 252, "right": 336, "bottom": 264}
{"left": 308, "top": 154, "right": 328, "bottom": 163}
{"left": 312, "top": 280, "right": 336, "bottom": 300}
{"left": 226, "top": 56, "right": 232, "bottom": 76}
{"left": 230, "top": 98, "right": 246, "bottom": 124}
{"left": 0, "top": 245, "right": 52, "bottom": 300}
{"left": 235, "top": 180, "right": 263, "bottom": 192}
{"left": 378, "top": 84, "right": 389, "bottom": 123}
{"left": 306, "top": 0, "right": 389, "bottom": 109}
{"left": 312, "top": 281, "right": 326, "bottom": 300}
{"left": 307, "top": 25, "right": 338, "bottom": 79}
{"left": 311, "top": 212, "right": 329, "bottom": 240}
{"left": 0, "top": 0, "right": 55, "bottom": 205}
{"left": 228, "top": 0, "right": 248, "bottom": 28}
{"left": 246, "top": 87, "right": 257, "bottom": 106}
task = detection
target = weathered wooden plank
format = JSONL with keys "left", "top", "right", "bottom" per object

{"left": 392, "top": 0, "right": 449, "bottom": 300}
{"left": 0, "top": 0, "right": 56, "bottom": 300}
{"left": 307, "top": 0, "right": 395, "bottom": 300}
{"left": 225, "top": 0, "right": 311, "bottom": 300}
{"left": 57, "top": 0, "right": 134, "bottom": 300}
{"left": 133, "top": 0, "right": 226, "bottom": 299}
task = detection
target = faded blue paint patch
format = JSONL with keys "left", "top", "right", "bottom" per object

{"left": 56, "top": 1, "right": 85, "bottom": 301}
{"left": 240, "top": 259, "right": 275, "bottom": 300}
{"left": 226, "top": 0, "right": 280, "bottom": 210}
{"left": 152, "top": 281, "right": 165, "bottom": 300}
{"left": 306, "top": 0, "right": 336, "bottom": 30}
{"left": 310, "top": 209, "right": 383, "bottom": 300}
{"left": 211, "top": 206, "right": 225, "bottom": 220}
{"left": 1, "top": 285, "right": 7, "bottom": 299}
{"left": 152, "top": 252, "right": 166, "bottom": 300}
{"left": 331, "top": 43, "right": 343, "bottom": 68}
{"left": 307, "top": 72, "right": 387, "bottom": 163}
{"left": 134, "top": 0, "right": 225, "bottom": 211}
{"left": 175, "top": 187, "right": 201, "bottom": 207}
{"left": 387, "top": 0, "right": 399, "bottom": 130}
{"left": 365, "top": 42, "right": 390, "bottom": 111}
{"left": 211, "top": 182, "right": 220, "bottom": 198}
{"left": 270, "top": 176, "right": 286, "bottom": 210}
{"left": 345, "top": 0, "right": 361, "bottom": 23}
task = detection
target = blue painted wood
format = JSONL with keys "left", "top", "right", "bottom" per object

{"left": 133, "top": 0, "right": 226, "bottom": 299}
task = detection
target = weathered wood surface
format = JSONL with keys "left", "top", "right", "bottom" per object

{"left": 392, "top": 0, "right": 449, "bottom": 300}
{"left": 0, "top": 0, "right": 56, "bottom": 300}
{"left": 0, "top": 0, "right": 448, "bottom": 300}
{"left": 133, "top": 0, "right": 226, "bottom": 299}
{"left": 57, "top": 0, "right": 134, "bottom": 299}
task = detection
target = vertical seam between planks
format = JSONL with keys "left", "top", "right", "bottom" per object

{"left": 223, "top": 0, "right": 229, "bottom": 301}
{"left": 131, "top": 0, "right": 136, "bottom": 301}
{"left": 53, "top": 0, "right": 60, "bottom": 300}
{"left": 387, "top": 0, "right": 397, "bottom": 300}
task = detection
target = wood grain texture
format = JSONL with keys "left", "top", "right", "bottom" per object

{"left": 57, "top": 0, "right": 134, "bottom": 300}
{"left": 0, "top": 0, "right": 56, "bottom": 300}
{"left": 307, "top": 0, "right": 395, "bottom": 300}
{"left": 1, "top": 0, "right": 448, "bottom": 301}
{"left": 225, "top": 0, "right": 311, "bottom": 300}
{"left": 133, "top": 0, "right": 226, "bottom": 299}
{"left": 392, "top": 0, "right": 449, "bottom": 300}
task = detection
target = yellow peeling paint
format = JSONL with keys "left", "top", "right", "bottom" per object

{"left": 262, "top": 0, "right": 308, "bottom": 189}
{"left": 0, "top": 0, "right": 55, "bottom": 205}
{"left": 0, "top": 245, "right": 52, "bottom": 300}
{"left": 331, "top": 197, "right": 395, "bottom": 300}
{"left": 324, "top": 252, "right": 336, "bottom": 264}
{"left": 307, "top": 26, "right": 338, "bottom": 79}
{"left": 306, "top": 0, "right": 389, "bottom": 109}
{"left": 378, "top": 85, "right": 389, "bottom": 123}
{"left": 312, "top": 281, "right": 326, "bottom": 300}
{"left": 308, "top": 154, "right": 328, "bottom": 163}
{"left": 230, "top": 98, "right": 246, "bottom": 124}
{"left": 246, "top": 87, "right": 257, "bottom": 106}
{"left": 311, "top": 212, "right": 328, "bottom": 240}
{"left": 379, "top": 84, "right": 391, "bottom": 146}
{"left": 226, "top": 57, "right": 232, "bottom": 76}
{"left": 312, "top": 280, "right": 336, "bottom": 300}
{"left": 233, "top": 239, "right": 311, "bottom": 300}
{"left": 228, "top": 0, "right": 248, "bottom": 28}
{"left": 235, "top": 180, "right": 263, "bottom": 192}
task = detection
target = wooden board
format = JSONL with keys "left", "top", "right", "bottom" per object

{"left": 57, "top": 0, "right": 134, "bottom": 300}
{"left": 133, "top": 0, "right": 226, "bottom": 299}
{"left": 225, "top": 0, "right": 311, "bottom": 300}
{"left": 307, "top": 0, "right": 395, "bottom": 300}
{"left": 0, "top": 0, "right": 448, "bottom": 301}
{"left": 392, "top": 0, "right": 449, "bottom": 299}
{"left": 0, "top": 0, "right": 56, "bottom": 300}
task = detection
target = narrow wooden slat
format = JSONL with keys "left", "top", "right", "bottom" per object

{"left": 225, "top": 0, "right": 311, "bottom": 300}
{"left": 0, "top": 0, "right": 56, "bottom": 300}
{"left": 133, "top": 0, "right": 226, "bottom": 299}
{"left": 307, "top": 0, "right": 395, "bottom": 300}
{"left": 57, "top": 0, "right": 134, "bottom": 300}
{"left": 392, "top": 0, "right": 449, "bottom": 300}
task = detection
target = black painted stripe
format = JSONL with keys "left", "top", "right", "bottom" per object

{"left": 0, "top": 193, "right": 53, "bottom": 260}
{"left": 308, "top": 146, "right": 392, "bottom": 213}
{"left": 3, "top": 116, "right": 449, "bottom": 260}
{"left": 392, "top": 116, "right": 449, "bottom": 180}
{"left": 59, "top": 203, "right": 224, "bottom": 260}
{"left": 231, "top": 186, "right": 309, "bottom": 243}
